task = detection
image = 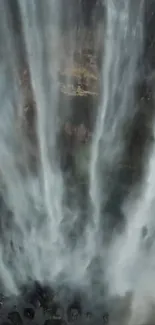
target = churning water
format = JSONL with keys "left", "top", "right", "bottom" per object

{"left": 0, "top": 0, "right": 155, "bottom": 324}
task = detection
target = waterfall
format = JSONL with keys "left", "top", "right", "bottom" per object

{"left": 89, "top": 0, "right": 144, "bottom": 242}
{"left": 1, "top": 0, "right": 155, "bottom": 324}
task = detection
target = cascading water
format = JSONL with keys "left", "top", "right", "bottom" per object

{"left": 89, "top": 0, "right": 144, "bottom": 241}
{"left": 0, "top": 0, "right": 74, "bottom": 294}
{"left": 0, "top": 0, "right": 155, "bottom": 324}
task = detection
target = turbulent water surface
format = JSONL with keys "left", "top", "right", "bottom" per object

{"left": 0, "top": 0, "right": 155, "bottom": 324}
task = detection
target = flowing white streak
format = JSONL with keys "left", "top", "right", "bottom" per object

{"left": 18, "top": 1, "right": 64, "bottom": 245}
{"left": 105, "top": 120, "right": 155, "bottom": 324}
{"left": 88, "top": 0, "right": 144, "bottom": 246}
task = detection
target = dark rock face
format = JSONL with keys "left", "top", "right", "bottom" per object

{"left": 23, "top": 307, "right": 35, "bottom": 320}
{"left": 81, "top": 0, "right": 105, "bottom": 26}
{"left": 8, "top": 311, "right": 23, "bottom": 325}
{"left": 25, "top": 282, "right": 54, "bottom": 312}
{"left": 25, "top": 290, "right": 41, "bottom": 309}
{"left": 67, "top": 301, "right": 82, "bottom": 322}
{"left": 144, "top": 0, "right": 155, "bottom": 75}
{"left": 48, "top": 303, "right": 64, "bottom": 319}
{"left": 0, "top": 283, "right": 110, "bottom": 325}
{"left": 102, "top": 312, "right": 109, "bottom": 324}
{"left": 5, "top": 0, "right": 27, "bottom": 71}
{"left": 44, "top": 320, "right": 64, "bottom": 325}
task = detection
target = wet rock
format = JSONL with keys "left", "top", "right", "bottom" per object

{"left": 0, "top": 295, "right": 4, "bottom": 309}
{"left": 48, "top": 303, "right": 64, "bottom": 319}
{"left": 141, "top": 225, "right": 148, "bottom": 239}
{"left": 30, "top": 282, "right": 54, "bottom": 311}
{"left": 86, "top": 311, "right": 93, "bottom": 320}
{"left": 74, "top": 142, "right": 91, "bottom": 180}
{"left": 103, "top": 312, "right": 109, "bottom": 324}
{"left": 8, "top": 311, "right": 23, "bottom": 325}
{"left": 23, "top": 284, "right": 40, "bottom": 308}
{"left": 67, "top": 300, "right": 82, "bottom": 322}
{"left": 44, "top": 320, "right": 63, "bottom": 325}
{"left": 27, "top": 292, "right": 41, "bottom": 308}
{"left": 23, "top": 307, "right": 35, "bottom": 320}
{"left": 44, "top": 321, "right": 53, "bottom": 325}
{"left": 68, "top": 308, "right": 80, "bottom": 321}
